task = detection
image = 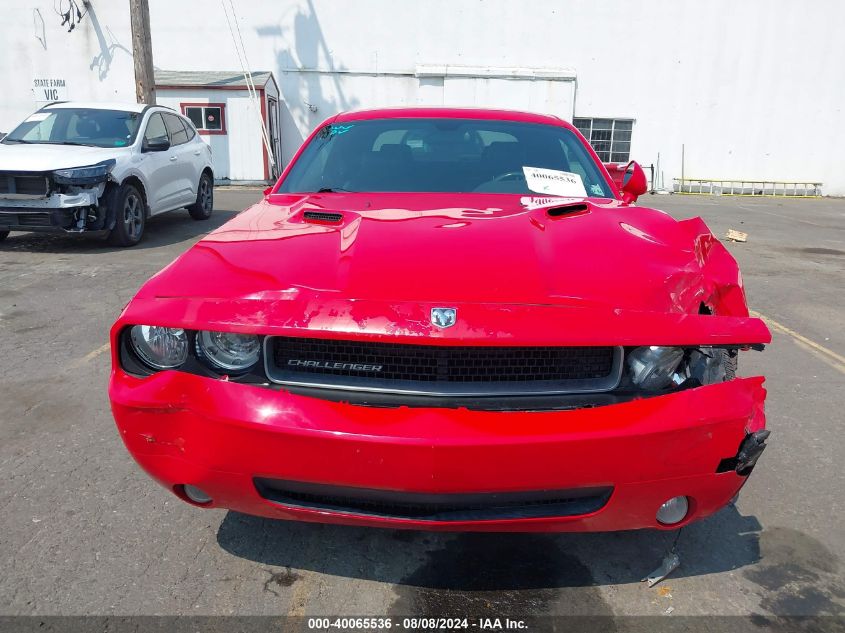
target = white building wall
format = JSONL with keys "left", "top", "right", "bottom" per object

{"left": 156, "top": 88, "right": 266, "bottom": 181}
{"left": 0, "top": 0, "right": 135, "bottom": 132}
{"left": 144, "top": 0, "right": 845, "bottom": 195}
{"left": 1, "top": 0, "right": 843, "bottom": 193}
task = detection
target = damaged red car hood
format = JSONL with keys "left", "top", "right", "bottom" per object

{"left": 127, "top": 193, "right": 770, "bottom": 346}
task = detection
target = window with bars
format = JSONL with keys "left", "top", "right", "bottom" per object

{"left": 573, "top": 118, "right": 633, "bottom": 163}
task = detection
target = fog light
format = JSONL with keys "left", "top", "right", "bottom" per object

{"left": 656, "top": 496, "right": 689, "bottom": 525}
{"left": 183, "top": 484, "right": 212, "bottom": 505}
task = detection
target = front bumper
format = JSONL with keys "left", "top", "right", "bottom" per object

{"left": 0, "top": 189, "right": 105, "bottom": 234}
{"left": 109, "top": 369, "right": 767, "bottom": 532}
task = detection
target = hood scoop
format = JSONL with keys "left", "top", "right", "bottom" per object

{"left": 546, "top": 202, "right": 589, "bottom": 217}
{"left": 303, "top": 210, "right": 344, "bottom": 224}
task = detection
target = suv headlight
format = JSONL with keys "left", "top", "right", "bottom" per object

{"left": 129, "top": 325, "right": 188, "bottom": 369}
{"left": 53, "top": 159, "right": 116, "bottom": 185}
{"left": 196, "top": 330, "right": 261, "bottom": 372}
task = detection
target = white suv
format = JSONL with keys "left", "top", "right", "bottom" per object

{"left": 0, "top": 102, "right": 214, "bottom": 246}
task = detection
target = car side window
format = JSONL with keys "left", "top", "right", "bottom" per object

{"left": 183, "top": 119, "right": 197, "bottom": 141}
{"left": 163, "top": 113, "right": 189, "bottom": 146}
{"left": 144, "top": 113, "right": 168, "bottom": 144}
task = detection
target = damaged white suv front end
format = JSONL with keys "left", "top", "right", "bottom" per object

{"left": 0, "top": 102, "right": 214, "bottom": 246}
{"left": 0, "top": 151, "right": 119, "bottom": 234}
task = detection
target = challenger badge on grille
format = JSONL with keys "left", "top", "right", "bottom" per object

{"left": 287, "top": 359, "right": 383, "bottom": 372}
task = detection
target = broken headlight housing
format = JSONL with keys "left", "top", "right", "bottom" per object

{"left": 53, "top": 159, "right": 116, "bottom": 185}
{"left": 626, "top": 346, "right": 684, "bottom": 391}
{"left": 626, "top": 346, "right": 736, "bottom": 391}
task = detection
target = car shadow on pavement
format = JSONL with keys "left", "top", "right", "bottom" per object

{"left": 216, "top": 503, "right": 763, "bottom": 591}
{"left": 0, "top": 208, "right": 239, "bottom": 254}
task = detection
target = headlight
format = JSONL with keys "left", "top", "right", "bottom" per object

{"left": 687, "top": 348, "right": 731, "bottom": 385}
{"left": 129, "top": 325, "right": 188, "bottom": 369}
{"left": 196, "top": 330, "right": 260, "bottom": 372}
{"left": 626, "top": 346, "right": 684, "bottom": 391}
{"left": 53, "top": 159, "right": 116, "bottom": 184}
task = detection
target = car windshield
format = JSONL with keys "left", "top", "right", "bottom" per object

{"left": 278, "top": 117, "right": 614, "bottom": 197}
{"left": 2, "top": 108, "right": 142, "bottom": 148}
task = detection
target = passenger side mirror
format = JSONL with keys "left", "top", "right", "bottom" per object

{"left": 620, "top": 161, "right": 648, "bottom": 203}
{"left": 143, "top": 136, "right": 170, "bottom": 152}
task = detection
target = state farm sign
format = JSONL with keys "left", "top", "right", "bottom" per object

{"left": 34, "top": 78, "right": 68, "bottom": 102}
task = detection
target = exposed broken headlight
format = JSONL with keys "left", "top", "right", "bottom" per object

{"left": 687, "top": 348, "right": 732, "bottom": 385}
{"left": 627, "top": 346, "right": 736, "bottom": 391}
{"left": 626, "top": 346, "right": 685, "bottom": 391}
{"left": 53, "top": 159, "right": 116, "bottom": 185}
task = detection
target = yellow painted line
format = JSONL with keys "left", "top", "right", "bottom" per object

{"left": 792, "top": 338, "right": 845, "bottom": 374}
{"left": 69, "top": 342, "right": 110, "bottom": 369}
{"left": 285, "top": 570, "right": 315, "bottom": 616}
{"left": 750, "top": 310, "right": 845, "bottom": 373}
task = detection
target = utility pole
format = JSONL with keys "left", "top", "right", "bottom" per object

{"left": 129, "top": 0, "right": 156, "bottom": 104}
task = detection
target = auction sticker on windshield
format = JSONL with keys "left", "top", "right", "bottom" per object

{"left": 520, "top": 196, "right": 584, "bottom": 209}
{"left": 523, "top": 166, "right": 587, "bottom": 197}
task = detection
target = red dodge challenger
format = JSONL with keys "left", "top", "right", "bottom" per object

{"left": 109, "top": 108, "right": 771, "bottom": 532}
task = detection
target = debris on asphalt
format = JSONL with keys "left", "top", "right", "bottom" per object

{"left": 663, "top": 606, "right": 675, "bottom": 615}
{"left": 643, "top": 552, "right": 681, "bottom": 587}
{"left": 725, "top": 229, "right": 748, "bottom": 242}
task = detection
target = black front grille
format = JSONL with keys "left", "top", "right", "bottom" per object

{"left": 15, "top": 213, "right": 53, "bottom": 227}
{"left": 0, "top": 172, "right": 49, "bottom": 197}
{"left": 268, "top": 337, "right": 621, "bottom": 395}
{"left": 254, "top": 478, "right": 613, "bottom": 522}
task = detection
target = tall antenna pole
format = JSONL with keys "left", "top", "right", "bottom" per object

{"left": 129, "top": 0, "right": 156, "bottom": 104}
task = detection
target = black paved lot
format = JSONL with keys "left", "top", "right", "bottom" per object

{"left": 0, "top": 190, "right": 842, "bottom": 622}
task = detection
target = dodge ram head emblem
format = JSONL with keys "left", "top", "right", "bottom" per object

{"left": 431, "top": 307, "right": 457, "bottom": 328}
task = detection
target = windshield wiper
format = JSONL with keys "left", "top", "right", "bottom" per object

{"left": 2, "top": 140, "right": 97, "bottom": 146}
{"left": 316, "top": 187, "right": 355, "bottom": 193}
{"left": 45, "top": 141, "right": 98, "bottom": 147}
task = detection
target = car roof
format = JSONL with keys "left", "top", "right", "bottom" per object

{"left": 333, "top": 107, "right": 569, "bottom": 127}
{"left": 42, "top": 102, "right": 153, "bottom": 114}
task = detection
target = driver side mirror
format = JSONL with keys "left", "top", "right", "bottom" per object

{"left": 143, "top": 136, "right": 170, "bottom": 152}
{"left": 620, "top": 161, "right": 648, "bottom": 204}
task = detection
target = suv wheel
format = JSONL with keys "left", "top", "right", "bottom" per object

{"left": 188, "top": 172, "right": 213, "bottom": 220}
{"left": 0, "top": 230, "right": 9, "bottom": 242}
{"left": 107, "top": 183, "right": 145, "bottom": 247}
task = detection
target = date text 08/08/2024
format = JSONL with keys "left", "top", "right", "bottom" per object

{"left": 307, "top": 617, "right": 527, "bottom": 630}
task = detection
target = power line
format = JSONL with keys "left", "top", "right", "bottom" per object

{"left": 221, "top": 0, "right": 276, "bottom": 174}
